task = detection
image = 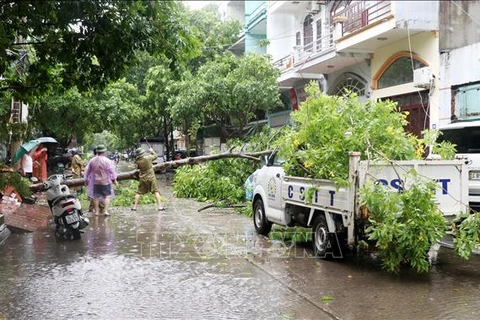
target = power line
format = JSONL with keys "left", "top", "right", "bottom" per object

{"left": 450, "top": 0, "right": 480, "bottom": 27}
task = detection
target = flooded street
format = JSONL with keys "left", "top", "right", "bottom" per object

{"left": 1, "top": 178, "right": 480, "bottom": 319}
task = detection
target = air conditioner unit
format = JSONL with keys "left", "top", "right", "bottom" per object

{"left": 308, "top": 1, "right": 323, "bottom": 14}
{"left": 413, "top": 67, "right": 432, "bottom": 88}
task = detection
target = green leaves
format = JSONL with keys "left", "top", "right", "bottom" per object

{"left": 453, "top": 212, "right": 480, "bottom": 260}
{"left": 361, "top": 174, "right": 446, "bottom": 273}
{"left": 170, "top": 53, "right": 281, "bottom": 140}
{"left": 0, "top": 1, "right": 198, "bottom": 97}
{"left": 280, "top": 83, "right": 418, "bottom": 182}
{"left": 172, "top": 130, "right": 279, "bottom": 205}
{"left": 281, "top": 86, "right": 460, "bottom": 273}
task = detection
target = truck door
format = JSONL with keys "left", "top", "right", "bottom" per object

{"left": 257, "top": 154, "right": 285, "bottom": 224}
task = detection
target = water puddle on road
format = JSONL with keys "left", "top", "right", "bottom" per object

{"left": 1, "top": 201, "right": 480, "bottom": 319}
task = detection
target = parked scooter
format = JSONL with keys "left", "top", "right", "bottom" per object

{"left": 43, "top": 174, "right": 89, "bottom": 240}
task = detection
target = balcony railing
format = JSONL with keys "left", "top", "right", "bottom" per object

{"left": 272, "top": 27, "right": 334, "bottom": 72}
{"left": 333, "top": 0, "right": 392, "bottom": 37}
{"left": 273, "top": 54, "right": 293, "bottom": 71}
{"left": 295, "top": 27, "right": 334, "bottom": 63}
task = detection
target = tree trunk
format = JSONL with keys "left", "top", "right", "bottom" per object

{"left": 29, "top": 150, "right": 272, "bottom": 192}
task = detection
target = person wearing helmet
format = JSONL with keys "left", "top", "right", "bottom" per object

{"left": 130, "top": 147, "right": 164, "bottom": 212}
{"left": 84, "top": 145, "right": 117, "bottom": 216}
{"left": 69, "top": 148, "right": 84, "bottom": 194}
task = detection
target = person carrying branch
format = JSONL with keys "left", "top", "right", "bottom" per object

{"left": 131, "top": 147, "right": 165, "bottom": 212}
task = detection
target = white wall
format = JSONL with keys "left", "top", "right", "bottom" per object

{"left": 438, "top": 42, "right": 480, "bottom": 127}
{"left": 371, "top": 31, "right": 440, "bottom": 128}
{"left": 267, "top": 12, "right": 296, "bottom": 62}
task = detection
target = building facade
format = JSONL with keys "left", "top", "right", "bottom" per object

{"left": 267, "top": 0, "right": 445, "bottom": 137}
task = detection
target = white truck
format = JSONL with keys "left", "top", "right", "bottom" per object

{"left": 251, "top": 152, "right": 469, "bottom": 258}
{"left": 439, "top": 120, "right": 480, "bottom": 211}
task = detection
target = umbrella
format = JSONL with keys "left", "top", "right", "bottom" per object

{"left": 13, "top": 137, "right": 58, "bottom": 164}
{"left": 36, "top": 137, "right": 58, "bottom": 144}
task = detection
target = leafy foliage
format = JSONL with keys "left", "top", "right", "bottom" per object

{"left": 0, "top": 171, "right": 32, "bottom": 199}
{"left": 0, "top": 1, "right": 198, "bottom": 97}
{"left": 422, "top": 129, "right": 457, "bottom": 160}
{"left": 170, "top": 53, "right": 281, "bottom": 140}
{"left": 77, "top": 180, "right": 156, "bottom": 207}
{"left": 360, "top": 173, "right": 447, "bottom": 273}
{"left": 279, "top": 84, "right": 464, "bottom": 273}
{"left": 173, "top": 158, "right": 252, "bottom": 204}
{"left": 453, "top": 212, "right": 480, "bottom": 260}
{"left": 111, "top": 181, "right": 156, "bottom": 207}
{"left": 280, "top": 83, "right": 418, "bottom": 184}
{"left": 183, "top": 4, "right": 243, "bottom": 72}
{"left": 173, "top": 128, "right": 280, "bottom": 206}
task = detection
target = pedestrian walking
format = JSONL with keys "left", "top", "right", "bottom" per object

{"left": 85, "top": 147, "right": 105, "bottom": 215}
{"left": 84, "top": 145, "right": 118, "bottom": 216}
{"left": 130, "top": 147, "right": 165, "bottom": 212}
{"left": 33, "top": 144, "right": 48, "bottom": 182}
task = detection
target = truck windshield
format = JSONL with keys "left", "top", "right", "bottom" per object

{"left": 439, "top": 126, "right": 480, "bottom": 153}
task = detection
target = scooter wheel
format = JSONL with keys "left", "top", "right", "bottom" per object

{"left": 72, "top": 230, "right": 81, "bottom": 240}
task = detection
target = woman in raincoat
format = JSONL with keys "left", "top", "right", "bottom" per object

{"left": 32, "top": 144, "right": 48, "bottom": 182}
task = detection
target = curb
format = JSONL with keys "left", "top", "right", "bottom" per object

{"left": 0, "top": 214, "right": 11, "bottom": 244}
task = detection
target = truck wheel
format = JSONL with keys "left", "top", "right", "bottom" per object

{"left": 253, "top": 199, "right": 272, "bottom": 236}
{"left": 312, "top": 215, "right": 329, "bottom": 258}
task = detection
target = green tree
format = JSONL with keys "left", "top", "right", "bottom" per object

{"left": 184, "top": 4, "right": 243, "bottom": 72}
{"left": 144, "top": 64, "right": 177, "bottom": 156}
{"left": 0, "top": 0, "right": 198, "bottom": 97}
{"left": 98, "top": 79, "right": 145, "bottom": 149}
{"left": 170, "top": 52, "right": 281, "bottom": 141}
{"left": 32, "top": 88, "right": 100, "bottom": 146}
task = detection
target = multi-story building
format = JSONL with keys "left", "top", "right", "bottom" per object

{"left": 263, "top": 0, "right": 480, "bottom": 135}
{"left": 226, "top": 0, "right": 480, "bottom": 137}
{"left": 438, "top": 1, "right": 480, "bottom": 127}
{"left": 267, "top": 0, "right": 442, "bottom": 137}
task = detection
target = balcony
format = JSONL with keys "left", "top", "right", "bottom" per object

{"left": 331, "top": 0, "right": 439, "bottom": 54}
{"left": 294, "top": 27, "right": 335, "bottom": 63}
{"left": 333, "top": 0, "right": 392, "bottom": 38}
{"left": 273, "top": 25, "right": 359, "bottom": 87}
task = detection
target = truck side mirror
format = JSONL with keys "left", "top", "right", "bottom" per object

{"left": 262, "top": 155, "right": 269, "bottom": 166}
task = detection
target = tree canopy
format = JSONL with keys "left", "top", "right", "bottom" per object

{"left": 170, "top": 53, "right": 281, "bottom": 140}
{"left": 0, "top": 0, "right": 199, "bottom": 98}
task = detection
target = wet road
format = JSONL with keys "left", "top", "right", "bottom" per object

{"left": 2, "top": 180, "right": 480, "bottom": 319}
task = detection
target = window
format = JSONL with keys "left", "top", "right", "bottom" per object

{"left": 316, "top": 19, "right": 322, "bottom": 50}
{"left": 303, "top": 15, "right": 313, "bottom": 51}
{"left": 331, "top": 73, "right": 367, "bottom": 97}
{"left": 378, "top": 57, "right": 426, "bottom": 89}
{"left": 296, "top": 31, "right": 301, "bottom": 46}
{"left": 439, "top": 126, "right": 480, "bottom": 154}
{"left": 454, "top": 83, "right": 480, "bottom": 120}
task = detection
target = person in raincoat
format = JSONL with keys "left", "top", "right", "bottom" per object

{"left": 130, "top": 147, "right": 164, "bottom": 211}
{"left": 83, "top": 145, "right": 117, "bottom": 216}
{"left": 32, "top": 144, "right": 48, "bottom": 182}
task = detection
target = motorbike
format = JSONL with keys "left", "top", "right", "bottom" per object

{"left": 43, "top": 174, "right": 89, "bottom": 241}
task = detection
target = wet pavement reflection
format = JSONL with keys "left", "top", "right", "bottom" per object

{"left": 1, "top": 179, "right": 480, "bottom": 319}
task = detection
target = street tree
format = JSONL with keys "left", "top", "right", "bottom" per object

{"left": 144, "top": 64, "right": 178, "bottom": 157}
{"left": 184, "top": 4, "right": 243, "bottom": 73}
{"left": 32, "top": 88, "right": 99, "bottom": 145}
{"left": 170, "top": 52, "right": 281, "bottom": 141}
{"left": 0, "top": 0, "right": 198, "bottom": 97}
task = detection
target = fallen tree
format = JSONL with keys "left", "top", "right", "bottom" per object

{"left": 30, "top": 150, "right": 272, "bottom": 192}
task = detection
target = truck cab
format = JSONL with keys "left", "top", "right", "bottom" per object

{"left": 439, "top": 120, "right": 480, "bottom": 211}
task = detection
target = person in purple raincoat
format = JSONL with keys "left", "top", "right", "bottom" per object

{"left": 84, "top": 145, "right": 118, "bottom": 216}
